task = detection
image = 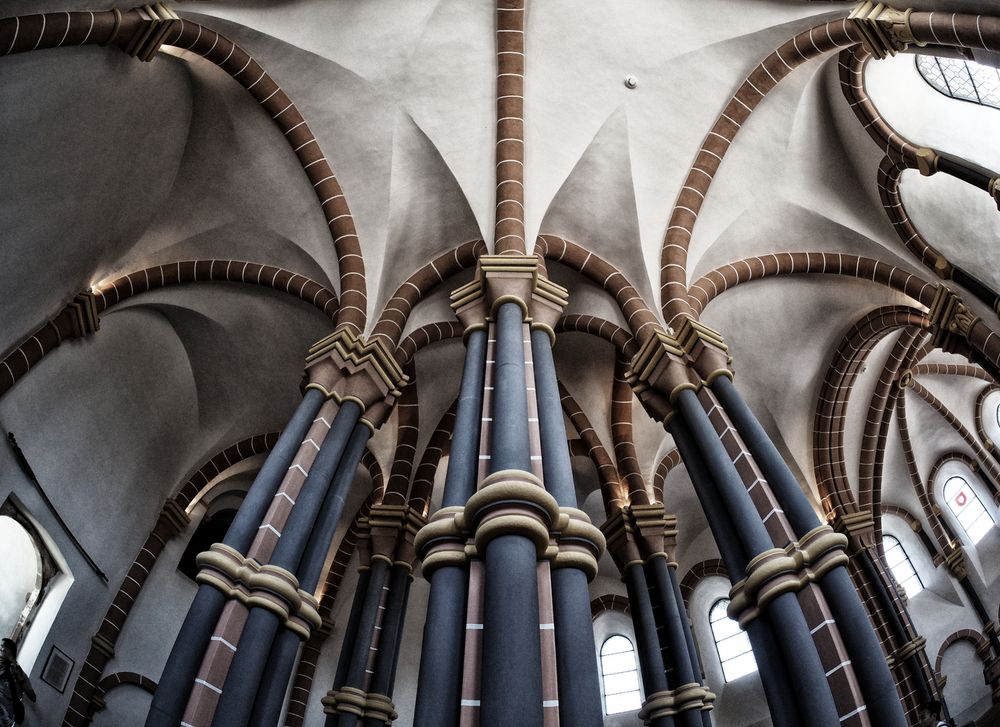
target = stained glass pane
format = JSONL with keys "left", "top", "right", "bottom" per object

{"left": 944, "top": 476, "right": 995, "bottom": 545}
{"left": 916, "top": 55, "right": 1000, "bottom": 111}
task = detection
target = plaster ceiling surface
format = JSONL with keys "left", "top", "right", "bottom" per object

{"left": 1, "top": 0, "right": 999, "bottom": 615}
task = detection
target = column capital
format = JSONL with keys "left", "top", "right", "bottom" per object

{"left": 942, "top": 541, "right": 968, "bottom": 579}
{"left": 156, "top": 498, "right": 191, "bottom": 540}
{"left": 304, "top": 329, "right": 408, "bottom": 429}
{"left": 551, "top": 507, "right": 606, "bottom": 581}
{"left": 674, "top": 317, "right": 733, "bottom": 385}
{"left": 638, "top": 684, "right": 716, "bottom": 723}
{"left": 831, "top": 508, "right": 875, "bottom": 553}
{"left": 450, "top": 255, "right": 569, "bottom": 340}
{"left": 626, "top": 329, "right": 701, "bottom": 423}
{"left": 123, "top": 3, "right": 180, "bottom": 62}
{"left": 929, "top": 285, "right": 980, "bottom": 356}
{"left": 601, "top": 504, "right": 679, "bottom": 573}
{"left": 66, "top": 290, "right": 101, "bottom": 338}
{"left": 367, "top": 503, "right": 427, "bottom": 572}
{"left": 914, "top": 148, "right": 938, "bottom": 176}
{"left": 848, "top": 3, "right": 923, "bottom": 60}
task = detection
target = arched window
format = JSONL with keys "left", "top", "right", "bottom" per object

{"left": 0, "top": 501, "right": 59, "bottom": 645}
{"left": 944, "top": 476, "right": 995, "bottom": 544}
{"left": 710, "top": 599, "right": 757, "bottom": 682}
{"left": 915, "top": 55, "right": 1000, "bottom": 110}
{"left": 600, "top": 635, "right": 641, "bottom": 714}
{"left": 882, "top": 535, "right": 923, "bottom": 597}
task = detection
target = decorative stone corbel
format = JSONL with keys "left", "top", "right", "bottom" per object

{"left": 304, "top": 329, "right": 408, "bottom": 430}
{"left": 195, "top": 543, "right": 322, "bottom": 639}
{"left": 942, "top": 541, "right": 968, "bottom": 580}
{"left": 848, "top": 2, "right": 923, "bottom": 60}
{"left": 123, "top": 3, "right": 180, "bottom": 61}
{"left": 675, "top": 316, "right": 733, "bottom": 385}
{"left": 151, "top": 498, "right": 190, "bottom": 545}
{"left": 601, "top": 504, "right": 678, "bottom": 574}
{"left": 929, "top": 285, "right": 980, "bottom": 357}
{"left": 626, "top": 328, "right": 701, "bottom": 423}
{"left": 66, "top": 291, "right": 101, "bottom": 338}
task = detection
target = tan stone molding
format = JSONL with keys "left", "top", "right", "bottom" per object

{"left": 832, "top": 509, "right": 875, "bottom": 553}
{"left": 728, "top": 526, "right": 849, "bottom": 627}
{"left": 602, "top": 504, "right": 679, "bottom": 574}
{"left": 848, "top": 3, "right": 923, "bottom": 60}
{"left": 195, "top": 543, "right": 322, "bottom": 639}
{"left": 304, "top": 329, "right": 408, "bottom": 429}
{"left": 915, "top": 148, "right": 938, "bottom": 177}
{"left": 929, "top": 285, "right": 980, "bottom": 356}
{"left": 415, "top": 476, "right": 605, "bottom": 580}
{"left": 449, "top": 255, "right": 569, "bottom": 339}
{"left": 365, "top": 503, "right": 427, "bottom": 571}
{"left": 321, "top": 687, "right": 398, "bottom": 723}
{"left": 157, "top": 498, "right": 190, "bottom": 539}
{"left": 675, "top": 317, "right": 733, "bottom": 384}
{"left": 67, "top": 291, "right": 101, "bottom": 338}
{"left": 942, "top": 542, "right": 968, "bottom": 579}
{"left": 91, "top": 633, "right": 115, "bottom": 661}
{"left": 886, "top": 635, "right": 927, "bottom": 668}
{"left": 123, "top": 3, "right": 179, "bottom": 61}
{"left": 638, "top": 683, "right": 716, "bottom": 723}
{"left": 626, "top": 328, "right": 701, "bottom": 423}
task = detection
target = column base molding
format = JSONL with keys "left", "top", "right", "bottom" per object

{"left": 638, "top": 683, "right": 716, "bottom": 723}
{"left": 321, "top": 687, "right": 398, "bottom": 724}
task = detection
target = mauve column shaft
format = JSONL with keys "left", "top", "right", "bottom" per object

{"left": 712, "top": 376, "right": 907, "bottom": 727}
{"left": 146, "top": 389, "right": 326, "bottom": 727}
{"left": 412, "top": 330, "right": 487, "bottom": 727}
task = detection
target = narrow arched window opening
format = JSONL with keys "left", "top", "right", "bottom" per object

{"left": 882, "top": 535, "right": 923, "bottom": 597}
{"left": 709, "top": 598, "right": 757, "bottom": 682}
{"left": 0, "top": 500, "right": 59, "bottom": 645}
{"left": 944, "top": 475, "right": 994, "bottom": 544}
{"left": 600, "top": 635, "right": 641, "bottom": 714}
{"left": 915, "top": 55, "right": 1000, "bottom": 110}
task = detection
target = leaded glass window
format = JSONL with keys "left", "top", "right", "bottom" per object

{"left": 944, "top": 475, "right": 995, "bottom": 544}
{"left": 600, "top": 635, "right": 642, "bottom": 714}
{"left": 882, "top": 535, "right": 923, "bottom": 597}
{"left": 916, "top": 55, "right": 1000, "bottom": 110}
{"left": 709, "top": 599, "right": 757, "bottom": 682}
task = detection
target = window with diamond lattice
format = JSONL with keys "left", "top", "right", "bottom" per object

{"left": 916, "top": 55, "right": 1000, "bottom": 110}
{"left": 882, "top": 535, "right": 923, "bottom": 598}
{"left": 710, "top": 599, "right": 757, "bottom": 682}
{"left": 600, "top": 635, "right": 642, "bottom": 715}
{"left": 944, "top": 475, "right": 995, "bottom": 544}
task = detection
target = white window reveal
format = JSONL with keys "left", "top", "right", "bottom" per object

{"left": 944, "top": 476, "right": 994, "bottom": 544}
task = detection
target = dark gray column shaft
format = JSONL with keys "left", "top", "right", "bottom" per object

{"left": 327, "top": 567, "right": 372, "bottom": 727}
{"left": 530, "top": 328, "right": 604, "bottom": 727}
{"left": 412, "top": 329, "right": 487, "bottom": 727}
{"left": 666, "top": 565, "right": 713, "bottom": 727}
{"left": 362, "top": 565, "right": 412, "bottom": 727}
{"left": 250, "top": 424, "right": 372, "bottom": 727}
{"left": 624, "top": 563, "right": 674, "bottom": 727}
{"left": 646, "top": 557, "right": 704, "bottom": 727}
{"left": 213, "top": 403, "right": 363, "bottom": 727}
{"left": 668, "top": 417, "right": 798, "bottom": 727}
{"left": 490, "top": 302, "right": 531, "bottom": 473}
{"left": 712, "top": 376, "right": 908, "bottom": 727}
{"left": 145, "top": 388, "right": 326, "bottom": 727}
{"left": 326, "top": 558, "right": 390, "bottom": 727}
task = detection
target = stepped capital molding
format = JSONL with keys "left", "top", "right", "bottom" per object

{"left": 848, "top": 3, "right": 923, "bottom": 60}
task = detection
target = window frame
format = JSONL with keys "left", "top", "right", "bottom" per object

{"left": 599, "top": 634, "right": 642, "bottom": 715}
{"left": 881, "top": 534, "right": 924, "bottom": 598}
{"left": 709, "top": 598, "right": 758, "bottom": 683}
{"left": 942, "top": 474, "right": 995, "bottom": 546}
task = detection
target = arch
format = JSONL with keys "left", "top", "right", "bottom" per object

{"left": 0, "top": 512, "right": 46, "bottom": 643}
{"left": 599, "top": 634, "right": 642, "bottom": 715}
{"left": 709, "top": 598, "right": 757, "bottom": 682}
{"left": 590, "top": 594, "right": 630, "bottom": 620}
{"left": 679, "top": 559, "right": 728, "bottom": 612}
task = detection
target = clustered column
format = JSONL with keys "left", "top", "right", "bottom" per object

{"left": 146, "top": 331, "right": 407, "bottom": 727}
{"left": 627, "top": 320, "right": 909, "bottom": 727}
{"left": 412, "top": 257, "right": 606, "bottom": 727}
